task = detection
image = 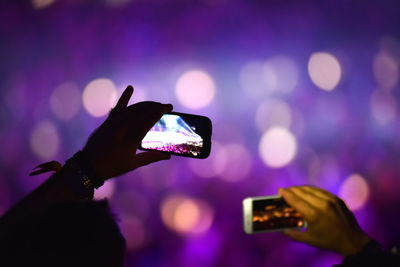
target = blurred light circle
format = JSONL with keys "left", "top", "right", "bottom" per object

{"left": 175, "top": 70, "right": 216, "bottom": 109}
{"left": 188, "top": 141, "right": 227, "bottom": 178}
{"left": 308, "top": 52, "right": 341, "bottom": 91}
{"left": 94, "top": 180, "right": 116, "bottom": 200}
{"left": 174, "top": 199, "right": 200, "bottom": 233}
{"left": 370, "top": 90, "right": 397, "bottom": 125}
{"left": 161, "top": 195, "right": 184, "bottom": 232}
{"left": 32, "top": 0, "right": 56, "bottom": 9}
{"left": 255, "top": 99, "right": 292, "bottom": 131}
{"left": 239, "top": 61, "right": 274, "bottom": 100}
{"left": 82, "top": 78, "right": 118, "bottom": 117}
{"left": 339, "top": 174, "right": 370, "bottom": 211}
{"left": 161, "top": 195, "right": 214, "bottom": 235}
{"left": 259, "top": 127, "right": 297, "bottom": 168}
{"left": 187, "top": 200, "right": 214, "bottom": 234}
{"left": 120, "top": 215, "right": 147, "bottom": 251}
{"left": 263, "top": 56, "right": 299, "bottom": 94}
{"left": 373, "top": 52, "right": 399, "bottom": 90}
{"left": 219, "top": 143, "right": 252, "bottom": 182}
{"left": 50, "top": 82, "right": 81, "bottom": 121}
{"left": 29, "top": 120, "right": 60, "bottom": 160}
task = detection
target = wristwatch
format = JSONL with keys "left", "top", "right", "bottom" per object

{"left": 61, "top": 150, "right": 104, "bottom": 200}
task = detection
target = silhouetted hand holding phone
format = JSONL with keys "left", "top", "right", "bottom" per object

{"left": 278, "top": 186, "right": 371, "bottom": 256}
{"left": 83, "top": 85, "right": 172, "bottom": 180}
{"left": 0, "top": 85, "right": 173, "bottom": 227}
{"left": 0, "top": 85, "right": 176, "bottom": 266}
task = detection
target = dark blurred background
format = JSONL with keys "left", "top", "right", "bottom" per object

{"left": 1, "top": 0, "right": 400, "bottom": 266}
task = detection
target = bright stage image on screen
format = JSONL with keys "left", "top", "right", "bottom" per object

{"left": 253, "top": 198, "right": 305, "bottom": 232}
{"left": 141, "top": 114, "right": 204, "bottom": 157}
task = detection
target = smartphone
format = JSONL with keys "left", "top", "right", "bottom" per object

{"left": 243, "top": 195, "right": 306, "bottom": 234}
{"left": 139, "top": 112, "right": 212, "bottom": 159}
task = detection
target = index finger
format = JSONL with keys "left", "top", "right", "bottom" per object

{"left": 301, "top": 186, "right": 338, "bottom": 202}
{"left": 115, "top": 85, "right": 134, "bottom": 111}
{"left": 278, "top": 188, "right": 318, "bottom": 222}
{"left": 125, "top": 101, "right": 173, "bottom": 138}
{"left": 288, "top": 186, "right": 332, "bottom": 211}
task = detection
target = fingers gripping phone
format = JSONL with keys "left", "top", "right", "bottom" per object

{"left": 139, "top": 112, "right": 212, "bottom": 159}
{"left": 243, "top": 195, "right": 307, "bottom": 234}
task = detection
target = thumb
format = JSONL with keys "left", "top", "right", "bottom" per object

{"left": 130, "top": 151, "right": 171, "bottom": 170}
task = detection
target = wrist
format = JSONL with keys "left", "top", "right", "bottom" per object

{"left": 72, "top": 150, "right": 104, "bottom": 189}
{"left": 341, "top": 233, "right": 371, "bottom": 256}
{"left": 60, "top": 151, "right": 105, "bottom": 200}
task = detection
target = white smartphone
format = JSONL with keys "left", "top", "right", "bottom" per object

{"left": 243, "top": 195, "right": 307, "bottom": 234}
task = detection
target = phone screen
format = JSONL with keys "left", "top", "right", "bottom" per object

{"left": 140, "top": 113, "right": 211, "bottom": 158}
{"left": 252, "top": 197, "right": 305, "bottom": 232}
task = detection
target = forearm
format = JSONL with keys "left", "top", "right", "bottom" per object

{"left": 0, "top": 164, "right": 93, "bottom": 232}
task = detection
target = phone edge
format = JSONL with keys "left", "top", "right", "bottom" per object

{"left": 242, "top": 198, "right": 253, "bottom": 234}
